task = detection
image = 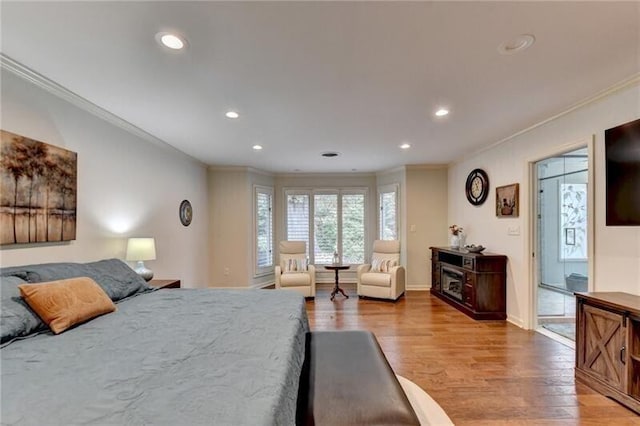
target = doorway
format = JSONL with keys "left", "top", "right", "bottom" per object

{"left": 535, "top": 147, "right": 589, "bottom": 344}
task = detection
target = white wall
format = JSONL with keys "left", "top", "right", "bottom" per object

{"left": 208, "top": 167, "right": 251, "bottom": 287}
{"left": 405, "top": 166, "right": 448, "bottom": 289}
{"left": 0, "top": 70, "right": 210, "bottom": 288}
{"left": 448, "top": 82, "right": 640, "bottom": 328}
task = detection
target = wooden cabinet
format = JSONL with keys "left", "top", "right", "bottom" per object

{"left": 575, "top": 292, "right": 640, "bottom": 414}
{"left": 430, "top": 247, "right": 506, "bottom": 320}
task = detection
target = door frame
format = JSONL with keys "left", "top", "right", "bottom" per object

{"left": 526, "top": 136, "right": 595, "bottom": 331}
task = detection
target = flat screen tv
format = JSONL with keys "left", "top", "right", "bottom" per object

{"left": 605, "top": 118, "right": 640, "bottom": 226}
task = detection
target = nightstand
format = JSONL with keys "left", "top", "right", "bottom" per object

{"left": 149, "top": 279, "right": 181, "bottom": 289}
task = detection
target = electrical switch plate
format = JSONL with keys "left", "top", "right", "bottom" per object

{"left": 508, "top": 226, "right": 520, "bottom": 236}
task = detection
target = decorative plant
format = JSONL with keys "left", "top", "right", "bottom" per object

{"left": 449, "top": 224, "right": 463, "bottom": 235}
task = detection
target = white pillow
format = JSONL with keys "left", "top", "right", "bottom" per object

{"left": 281, "top": 255, "right": 308, "bottom": 272}
{"left": 371, "top": 258, "right": 398, "bottom": 273}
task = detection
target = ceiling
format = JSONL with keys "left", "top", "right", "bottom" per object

{"left": 1, "top": 1, "right": 638, "bottom": 173}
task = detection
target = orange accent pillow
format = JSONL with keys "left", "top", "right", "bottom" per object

{"left": 18, "top": 277, "right": 116, "bottom": 334}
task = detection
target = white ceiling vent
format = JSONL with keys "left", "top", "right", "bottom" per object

{"left": 498, "top": 34, "right": 535, "bottom": 55}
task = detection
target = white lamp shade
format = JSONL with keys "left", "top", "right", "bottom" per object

{"left": 126, "top": 238, "right": 156, "bottom": 261}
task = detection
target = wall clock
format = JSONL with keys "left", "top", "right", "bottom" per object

{"left": 465, "top": 168, "right": 489, "bottom": 206}
{"left": 179, "top": 200, "right": 193, "bottom": 226}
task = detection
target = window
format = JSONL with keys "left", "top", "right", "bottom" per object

{"left": 285, "top": 189, "right": 367, "bottom": 264}
{"left": 341, "top": 193, "right": 365, "bottom": 264}
{"left": 286, "top": 193, "right": 310, "bottom": 254}
{"left": 379, "top": 184, "right": 398, "bottom": 240}
{"left": 314, "top": 194, "right": 338, "bottom": 263}
{"left": 254, "top": 186, "right": 273, "bottom": 275}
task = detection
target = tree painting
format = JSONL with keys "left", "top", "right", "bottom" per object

{"left": 560, "top": 183, "right": 587, "bottom": 260}
{"left": 0, "top": 130, "right": 77, "bottom": 245}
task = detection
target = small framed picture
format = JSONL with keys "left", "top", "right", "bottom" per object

{"left": 565, "top": 228, "right": 576, "bottom": 245}
{"left": 496, "top": 183, "right": 519, "bottom": 218}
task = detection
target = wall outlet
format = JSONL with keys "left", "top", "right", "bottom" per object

{"left": 410, "top": 224, "right": 416, "bottom": 232}
{"left": 224, "top": 267, "right": 230, "bottom": 276}
{"left": 508, "top": 226, "right": 521, "bottom": 236}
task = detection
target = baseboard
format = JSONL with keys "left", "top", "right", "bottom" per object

{"left": 507, "top": 315, "right": 525, "bottom": 329}
{"left": 406, "top": 284, "right": 429, "bottom": 291}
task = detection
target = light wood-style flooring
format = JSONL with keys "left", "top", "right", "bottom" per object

{"left": 306, "top": 284, "right": 640, "bottom": 425}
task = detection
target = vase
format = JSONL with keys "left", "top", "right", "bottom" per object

{"left": 458, "top": 233, "right": 466, "bottom": 248}
{"left": 450, "top": 234, "right": 460, "bottom": 249}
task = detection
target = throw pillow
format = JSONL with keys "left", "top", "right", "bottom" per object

{"left": 2, "top": 258, "right": 151, "bottom": 302}
{"left": 1, "top": 275, "right": 46, "bottom": 343}
{"left": 19, "top": 277, "right": 116, "bottom": 334}
{"left": 282, "top": 256, "right": 308, "bottom": 272}
{"left": 371, "top": 258, "right": 398, "bottom": 273}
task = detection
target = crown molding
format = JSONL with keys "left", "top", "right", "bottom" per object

{"left": 455, "top": 72, "right": 640, "bottom": 165}
{"left": 0, "top": 53, "right": 205, "bottom": 167}
{"left": 276, "top": 171, "right": 376, "bottom": 179}
{"left": 376, "top": 165, "right": 406, "bottom": 177}
{"left": 208, "top": 165, "right": 250, "bottom": 172}
{"left": 405, "top": 163, "right": 448, "bottom": 171}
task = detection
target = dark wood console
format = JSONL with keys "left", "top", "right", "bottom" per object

{"left": 430, "top": 247, "right": 507, "bottom": 320}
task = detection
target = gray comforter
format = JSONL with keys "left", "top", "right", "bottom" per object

{"left": 1, "top": 289, "right": 309, "bottom": 425}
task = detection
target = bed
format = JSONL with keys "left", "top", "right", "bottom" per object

{"left": 1, "top": 259, "right": 309, "bottom": 425}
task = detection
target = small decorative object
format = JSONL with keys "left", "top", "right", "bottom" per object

{"left": 179, "top": 199, "right": 193, "bottom": 226}
{"left": 126, "top": 237, "right": 156, "bottom": 281}
{"left": 464, "top": 244, "right": 486, "bottom": 253}
{"left": 496, "top": 183, "right": 519, "bottom": 217}
{"left": 332, "top": 250, "right": 340, "bottom": 264}
{"left": 458, "top": 232, "right": 466, "bottom": 248}
{"left": 465, "top": 168, "right": 490, "bottom": 206}
{"left": 449, "top": 224, "right": 463, "bottom": 249}
{"left": 1, "top": 130, "right": 78, "bottom": 245}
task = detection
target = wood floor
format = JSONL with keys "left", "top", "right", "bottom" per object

{"left": 306, "top": 284, "right": 640, "bottom": 425}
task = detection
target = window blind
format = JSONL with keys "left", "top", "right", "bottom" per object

{"left": 256, "top": 191, "right": 273, "bottom": 268}
{"left": 286, "top": 194, "right": 310, "bottom": 254}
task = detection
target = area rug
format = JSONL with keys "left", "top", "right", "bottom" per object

{"left": 396, "top": 375, "right": 454, "bottom": 426}
{"left": 542, "top": 322, "right": 576, "bottom": 341}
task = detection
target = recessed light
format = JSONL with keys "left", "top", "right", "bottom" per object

{"left": 498, "top": 34, "right": 535, "bottom": 55}
{"left": 435, "top": 109, "right": 449, "bottom": 117}
{"left": 399, "top": 143, "right": 411, "bottom": 150}
{"left": 155, "top": 32, "right": 186, "bottom": 50}
{"left": 252, "top": 144, "right": 263, "bottom": 151}
{"left": 225, "top": 111, "right": 239, "bottom": 119}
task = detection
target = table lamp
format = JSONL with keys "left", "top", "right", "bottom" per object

{"left": 126, "top": 237, "right": 156, "bottom": 281}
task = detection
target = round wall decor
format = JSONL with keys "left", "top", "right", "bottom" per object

{"left": 179, "top": 200, "right": 193, "bottom": 226}
{"left": 465, "top": 168, "right": 490, "bottom": 206}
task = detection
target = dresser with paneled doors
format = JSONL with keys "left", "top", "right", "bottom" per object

{"left": 575, "top": 292, "right": 640, "bottom": 414}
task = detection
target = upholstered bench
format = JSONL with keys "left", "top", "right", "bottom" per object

{"left": 296, "top": 330, "right": 420, "bottom": 425}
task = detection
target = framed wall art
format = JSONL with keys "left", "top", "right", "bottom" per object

{"left": 0, "top": 130, "right": 77, "bottom": 245}
{"left": 496, "top": 183, "right": 519, "bottom": 218}
{"left": 560, "top": 182, "right": 587, "bottom": 260}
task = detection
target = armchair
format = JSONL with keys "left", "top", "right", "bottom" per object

{"left": 275, "top": 241, "right": 316, "bottom": 298}
{"left": 357, "top": 240, "right": 405, "bottom": 301}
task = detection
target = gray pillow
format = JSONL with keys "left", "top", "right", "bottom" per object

{"left": 1, "top": 275, "right": 46, "bottom": 343}
{"left": 85, "top": 258, "right": 152, "bottom": 301}
{"left": 0, "top": 259, "right": 151, "bottom": 302}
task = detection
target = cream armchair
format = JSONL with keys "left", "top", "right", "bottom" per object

{"left": 275, "top": 241, "right": 316, "bottom": 298}
{"left": 357, "top": 240, "right": 405, "bottom": 301}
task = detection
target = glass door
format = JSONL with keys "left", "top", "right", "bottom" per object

{"left": 535, "top": 147, "right": 589, "bottom": 343}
